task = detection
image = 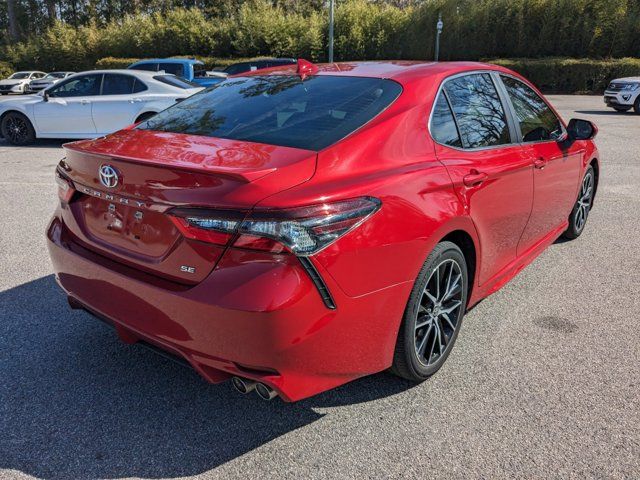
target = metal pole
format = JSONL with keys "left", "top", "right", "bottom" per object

{"left": 329, "top": 0, "right": 335, "bottom": 63}
{"left": 435, "top": 13, "right": 443, "bottom": 62}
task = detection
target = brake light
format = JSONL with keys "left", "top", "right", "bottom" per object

{"left": 169, "top": 197, "right": 381, "bottom": 256}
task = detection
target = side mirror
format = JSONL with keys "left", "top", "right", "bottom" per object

{"left": 42, "top": 90, "right": 49, "bottom": 102}
{"left": 567, "top": 118, "right": 597, "bottom": 140}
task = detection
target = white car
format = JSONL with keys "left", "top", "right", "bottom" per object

{"left": 0, "top": 70, "right": 203, "bottom": 145}
{"left": 604, "top": 77, "right": 640, "bottom": 113}
{"left": 0, "top": 71, "right": 47, "bottom": 95}
{"left": 26, "top": 71, "right": 76, "bottom": 93}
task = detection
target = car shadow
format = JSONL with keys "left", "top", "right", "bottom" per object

{"left": 0, "top": 138, "right": 67, "bottom": 149}
{"left": 0, "top": 275, "right": 415, "bottom": 479}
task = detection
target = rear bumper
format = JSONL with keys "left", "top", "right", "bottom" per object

{"left": 47, "top": 214, "right": 410, "bottom": 401}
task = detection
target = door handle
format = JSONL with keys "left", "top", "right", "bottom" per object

{"left": 80, "top": 99, "right": 91, "bottom": 105}
{"left": 534, "top": 157, "right": 547, "bottom": 169}
{"left": 463, "top": 170, "right": 488, "bottom": 187}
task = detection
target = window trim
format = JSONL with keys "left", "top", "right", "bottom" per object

{"left": 497, "top": 73, "right": 567, "bottom": 145}
{"left": 428, "top": 70, "right": 519, "bottom": 152}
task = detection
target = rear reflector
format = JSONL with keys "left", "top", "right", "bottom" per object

{"left": 168, "top": 197, "right": 381, "bottom": 256}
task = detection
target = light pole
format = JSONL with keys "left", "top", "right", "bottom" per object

{"left": 435, "top": 13, "right": 443, "bottom": 62}
{"left": 328, "top": 0, "right": 335, "bottom": 63}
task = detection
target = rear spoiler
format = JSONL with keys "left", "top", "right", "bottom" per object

{"left": 64, "top": 143, "right": 277, "bottom": 183}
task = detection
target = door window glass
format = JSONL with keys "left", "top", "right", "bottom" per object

{"left": 445, "top": 73, "right": 511, "bottom": 148}
{"left": 501, "top": 75, "right": 563, "bottom": 142}
{"left": 49, "top": 74, "right": 102, "bottom": 97}
{"left": 101, "top": 74, "right": 136, "bottom": 95}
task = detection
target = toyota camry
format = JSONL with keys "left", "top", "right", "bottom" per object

{"left": 47, "top": 60, "right": 599, "bottom": 401}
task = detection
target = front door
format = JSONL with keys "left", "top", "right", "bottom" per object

{"left": 497, "top": 75, "right": 582, "bottom": 254}
{"left": 32, "top": 73, "right": 101, "bottom": 136}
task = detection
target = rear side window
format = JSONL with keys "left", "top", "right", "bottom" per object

{"left": 431, "top": 92, "right": 462, "bottom": 148}
{"left": 101, "top": 74, "right": 136, "bottom": 95}
{"left": 132, "top": 78, "right": 148, "bottom": 93}
{"left": 500, "top": 75, "right": 563, "bottom": 142}
{"left": 158, "top": 63, "right": 184, "bottom": 76}
{"left": 138, "top": 75, "right": 402, "bottom": 151}
{"left": 445, "top": 73, "right": 511, "bottom": 148}
{"left": 153, "top": 75, "right": 199, "bottom": 89}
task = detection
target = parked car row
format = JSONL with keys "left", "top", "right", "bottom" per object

{"left": 0, "top": 58, "right": 297, "bottom": 145}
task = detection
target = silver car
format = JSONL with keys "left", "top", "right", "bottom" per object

{"left": 27, "top": 72, "right": 76, "bottom": 93}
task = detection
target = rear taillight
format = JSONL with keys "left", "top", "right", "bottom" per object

{"left": 169, "top": 197, "right": 381, "bottom": 256}
{"left": 55, "top": 169, "right": 74, "bottom": 204}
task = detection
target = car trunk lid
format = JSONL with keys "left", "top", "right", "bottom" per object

{"left": 60, "top": 129, "right": 316, "bottom": 284}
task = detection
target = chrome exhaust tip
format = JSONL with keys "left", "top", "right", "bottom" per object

{"left": 255, "top": 382, "right": 278, "bottom": 401}
{"left": 231, "top": 376, "right": 256, "bottom": 394}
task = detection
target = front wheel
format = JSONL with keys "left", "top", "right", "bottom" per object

{"left": 0, "top": 112, "right": 36, "bottom": 145}
{"left": 391, "top": 241, "right": 468, "bottom": 381}
{"left": 634, "top": 96, "right": 640, "bottom": 114}
{"left": 563, "top": 166, "right": 595, "bottom": 240}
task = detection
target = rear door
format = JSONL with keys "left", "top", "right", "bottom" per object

{"left": 91, "top": 73, "right": 148, "bottom": 134}
{"left": 432, "top": 72, "right": 534, "bottom": 285}
{"left": 498, "top": 74, "right": 582, "bottom": 254}
{"left": 33, "top": 73, "right": 101, "bottom": 135}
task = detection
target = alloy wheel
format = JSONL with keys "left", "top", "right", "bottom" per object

{"left": 5, "top": 115, "right": 29, "bottom": 144}
{"left": 414, "top": 259, "right": 464, "bottom": 366}
{"left": 574, "top": 171, "right": 594, "bottom": 232}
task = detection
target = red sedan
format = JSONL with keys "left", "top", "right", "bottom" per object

{"left": 47, "top": 60, "right": 599, "bottom": 402}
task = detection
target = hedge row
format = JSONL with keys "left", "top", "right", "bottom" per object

{"left": 487, "top": 57, "right": 640, "bottom": 93}
{"left": 6, "top": 0, "right": 640, "bottom": 73}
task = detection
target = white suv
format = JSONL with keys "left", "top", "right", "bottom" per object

{"left": 604, "top": 77, "right": 640, "bottom": 113}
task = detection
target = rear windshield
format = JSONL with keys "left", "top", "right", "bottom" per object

{"left": 137, "top": 75, "right": 402, "bottom": 151}
{"left": 153, "top": 75, "right": 200, "bottom": 89}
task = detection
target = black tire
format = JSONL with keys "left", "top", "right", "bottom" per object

{"left": 391, "top": 241, "right": 468, "bottom": 381}
{"left": 562, "top": 166, "right": 595, "bottom": 240}
{"left": 0, "top": 111, "right": 36, "bottom": 145}
{"left": 634, "top": 96, "right": 640, "bottom": 114}
{"left": 135, "top": 112, "right": 157, "bottom": 123}
{"left": 613, "top": 106, "right": 631, "bottom": 112}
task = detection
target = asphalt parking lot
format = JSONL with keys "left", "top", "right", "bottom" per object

{"left": 0, "top": 95, "right": 639, "bottom": 480}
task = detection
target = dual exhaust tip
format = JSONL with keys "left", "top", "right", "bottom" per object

{"left": 231, "top": 376, "right": 278, "bottom": 401}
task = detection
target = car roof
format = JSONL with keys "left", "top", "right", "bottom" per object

{"left": 242, "top": 61, "right": 515, "bottom": 85}
{"left": 130, "top": 58, "right": 203, "bottom": 65}
{"left": 70, "top": 69, "right": 173, "bottom": 78}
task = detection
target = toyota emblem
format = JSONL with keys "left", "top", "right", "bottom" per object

{"left": 98, "top": 165, "right": 119, "bottom": 188}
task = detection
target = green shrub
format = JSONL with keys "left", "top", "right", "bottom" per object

{"left": 487, "top": 57, "right": 640, "bottom": 93}
{"left": 0, "top": 61, "right": 13, "bottom": 78}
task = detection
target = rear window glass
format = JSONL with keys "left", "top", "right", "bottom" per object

{"left": 153, "top": 75, "right": 200, "bottom": 89}
{"left": 137, "top": 75, "right": 402, "bottom": 151}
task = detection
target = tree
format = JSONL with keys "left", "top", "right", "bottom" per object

{"left": 7, "top": 0, "right": 19, "bottom": 41}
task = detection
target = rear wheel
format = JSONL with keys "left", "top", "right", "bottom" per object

{"left": 1, "top": 112, "right": 36, "bottom": 145}
{"left": 391, "top": 241, "right": 468, "bottom": 381}
{"left": 563, "top": 166, "right": 595, "bottom": 240}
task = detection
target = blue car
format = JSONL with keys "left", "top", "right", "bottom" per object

{"left": 127, "top": 58, "right": 223, "bottom": 88}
